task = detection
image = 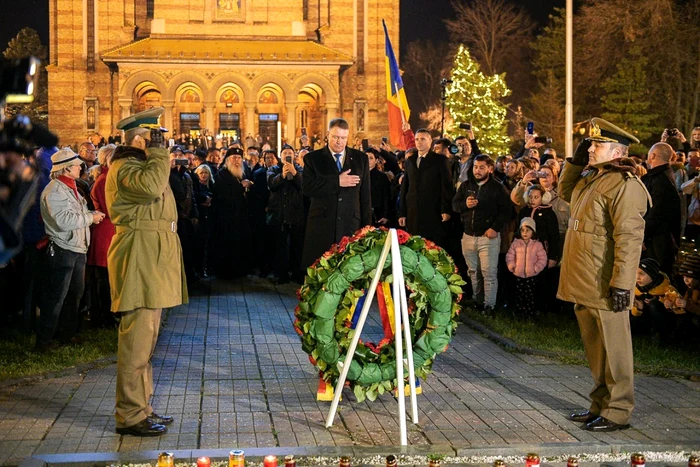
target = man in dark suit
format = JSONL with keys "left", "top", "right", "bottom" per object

{"left": 301, "top": 118, "right": 371, "bottom": 269}
{"left": 398, "top": 128, "right": 453, "bottom": 247}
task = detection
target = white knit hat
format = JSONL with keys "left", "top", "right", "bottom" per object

{"left": 520, "top": 216, "right": 536, "bottom": 233}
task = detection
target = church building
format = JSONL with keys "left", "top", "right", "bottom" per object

{"left": 47, "top": 0, "right": 399, "bottom": 147}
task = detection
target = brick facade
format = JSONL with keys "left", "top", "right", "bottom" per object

{"left": 48, "top": 0, "right": 399, "bottom": 148}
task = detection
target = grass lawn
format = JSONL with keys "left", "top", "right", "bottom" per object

{"left": 0, "top": 328, "right": 118, "bottom": 381}
{"left": 466, "top": 308, "right": 700, "bottom": 376}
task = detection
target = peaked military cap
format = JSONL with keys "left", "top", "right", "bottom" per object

{"left": 116, "top": 107, "right": 164, "bottom": 131}
{"left": 587, "top": 117, "right": 640, "bottom": 146}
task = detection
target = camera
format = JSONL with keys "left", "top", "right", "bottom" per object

{"left": 466, "top": 190, "right": 477, "bottom": 199}
{"left": 174, "top": 159, "right": 188, "bottom": 167}
{"left": 667, "top": 128, "right": 678, "bottom": 137}
{"left": 459, "top": 123, "right": 472, "bottom": 131}
{"left": 533, "top": 171, "right": 548, "bottom": 178}
{"left": 534, "top": 136, "right": 553, "bottom": 144}
{"left": 382, "top": 136, "right": 388, "bottom": 144}
{"left": 448, "top": 144, "right": 460, "bottom": 155}
{"left": 285, "top": 155, "right": 293, "bottom": 164}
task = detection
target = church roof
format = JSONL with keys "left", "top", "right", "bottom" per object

{"left": 101, "top": 38, "right": 354, "bottom": 65}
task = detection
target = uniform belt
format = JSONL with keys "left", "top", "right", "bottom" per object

{"left": 569, "top": 218, "right": 608, "bottom": 236}
{"left": 114, "top": 219, "right": 177, "bottom": 233}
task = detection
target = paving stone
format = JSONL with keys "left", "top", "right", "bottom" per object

{"left": 3, "top": 277, "right": 700, "bottom": 467}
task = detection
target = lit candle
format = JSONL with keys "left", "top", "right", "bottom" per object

{"left": 197, "top": 457, "right": 211, "bottom": 467}
{"left": 264, "top": 455, "right": 278, "bottom": 467}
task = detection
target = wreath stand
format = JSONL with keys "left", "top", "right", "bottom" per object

{"left": 324, "top": 229, "right": 419, "bottom": 445}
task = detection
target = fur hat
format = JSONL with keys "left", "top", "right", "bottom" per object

{"left": 639, "top": 257, "right": 661, "bottom": 280}
{"left": 520, "top": 216, "right": 536, "bottom": 233}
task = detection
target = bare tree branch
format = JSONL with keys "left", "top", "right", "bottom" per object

{"left": 445, "top": 0, "right": 535, "bottom": 75}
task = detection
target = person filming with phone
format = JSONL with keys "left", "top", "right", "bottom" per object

{"left": 267, "top": 144, "right": 304, "bottom": 284}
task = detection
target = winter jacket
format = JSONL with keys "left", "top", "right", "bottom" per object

{"left": 517, "top": 204, "right": 560, "bottom": 261}
{"left": 40, "top": 178, "right": 94, "bottom": 254}
{"left": 267, "top": 163, "right": 305, "bottom": 227}
{"left": 632, "top": 273, "right": 679, "bottom": 316}
{"left": 453, "top": 175, "right": 511, "bottom": 237}
{"left": 510, "top": 183, "right": 570, "bottom": 235}
{"left": 506, "top": 238, "right": 548, "bottom": 278}
{"left": 87, "top": 167, "right": 114, "bottom": 267}
{"left": 21, "top": 147, "right": 54, "bottom": 244}
{"left": 557, "top": 158, "right": 650, "bottom": 310}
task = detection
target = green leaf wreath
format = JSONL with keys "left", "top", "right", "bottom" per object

{"left": 294, "top": 226, "right": 465, "bottom": 403}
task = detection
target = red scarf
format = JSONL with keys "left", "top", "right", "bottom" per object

{"left": 57, "top": 175, "right": 80, "bottom": 201}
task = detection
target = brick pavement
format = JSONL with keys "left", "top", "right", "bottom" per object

{"left": 1, "top": 277, "right": 699, "bottom": 466}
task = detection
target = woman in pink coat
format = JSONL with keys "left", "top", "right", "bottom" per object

{"left": 87, "top": 144, "right": 116, "bottom": 328}
{"left": 506, "top": 217, "right": 548, "bottom": 317}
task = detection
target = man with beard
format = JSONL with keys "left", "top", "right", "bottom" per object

{"left": 453, "top": 154, "right": 511, "bottom": 312}
{"left": 210, "top": 148, "right": 252, "bottom": 278}
{"left": 107, "top": 107, "right": 187, "bottom": 436}
{"left": 398, "top": 128, "right": 452, "bottom": 247}
{"left": 301, "top": 118, "right": 371, "bottom": 269}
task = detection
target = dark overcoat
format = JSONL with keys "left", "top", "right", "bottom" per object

{"left": 301, "top": 146, "right": 371, "bottom": 269}
{"left": 398, "top": 151, "right": 453, "bottom": 246}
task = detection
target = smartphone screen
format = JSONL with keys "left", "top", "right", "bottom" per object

{"left": 527, "top": 122, "right": 534, "bottom": 135}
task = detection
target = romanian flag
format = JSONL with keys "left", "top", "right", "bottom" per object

{"left": 383, "top": 20, "right": 410, "bottom": 149}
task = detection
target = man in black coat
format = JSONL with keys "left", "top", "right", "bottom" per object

{"left": 641, "top": 142, "right": 681, "bottom": 277}
{"left": 268, "top": 144, "right": 305, "bottom": 283}
{"left": 301, "top": 118, "right": 372, "bottom": 269}
{"left": 398, "top": 128, "right": 453, "bottom": 248}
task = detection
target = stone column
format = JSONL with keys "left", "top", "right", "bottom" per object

{"left": 204, "top": 101, "right": 216, "bottom": 134}
{"left": 161, "top": 99, "right": 175, "bottom": 135}
{"left": 285, "top": 101, "right": 298, "bottom": 145}
{"left": 118, "top": 99, "right": 132, "bottom": 120}
{"left": 245, "top": 100, "right": 257, "bottom": 138}
{"left": 325, "top": 101, "right": 340, "bottom": 129}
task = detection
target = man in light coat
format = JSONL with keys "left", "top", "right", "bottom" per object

{"left": 558, "top": 118, "right": 650, "bottom": 432}
{"left": 36, "top": 149, "right": 105, "bottom": 351}
{"left": 106, "top": 108, "right": 188, "bottom": 437}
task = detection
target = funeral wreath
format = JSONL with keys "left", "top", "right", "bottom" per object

{"left": 294, "top": 226, "right": 464, "bottom": 402}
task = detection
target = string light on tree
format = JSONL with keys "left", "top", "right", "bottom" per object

{"left": 445, "top": 45, "right": 511, "bottom": 156}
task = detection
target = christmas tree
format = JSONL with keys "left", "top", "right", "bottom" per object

{"left": 445, "top": 45, "right": 511, "bottom": 156}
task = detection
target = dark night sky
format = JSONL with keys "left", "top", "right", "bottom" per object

{"left": 1, "top": 0, "right": 565, "bottom": 58}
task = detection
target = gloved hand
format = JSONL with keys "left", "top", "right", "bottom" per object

{"left": 149, "top": 128, "right": 165, "bottom": 148}
{"left": 570, "top": 139, "right": 592, "bottom": 166}
{"left": 609, "top": 286, "right": 630, "bottom": 312}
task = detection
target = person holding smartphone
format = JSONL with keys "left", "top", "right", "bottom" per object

{"left": 267, "top": 144, "right": 304, "bottom": 284}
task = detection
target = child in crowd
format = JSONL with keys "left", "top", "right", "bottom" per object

{"left": 517, "top": 184, "right": 560, "bottom": 265}
{"left": 666, "top": 253, "right": 700, "bottom": 331}
{"left": 632, "top": 258, "right": 680, "bottom": 339}
{"left": 506, "top": 217, "right": 548, "bottom": 318}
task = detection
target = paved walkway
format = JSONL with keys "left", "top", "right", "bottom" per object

{"left": 1, "top": 278, "right": 699, "bottom": 466}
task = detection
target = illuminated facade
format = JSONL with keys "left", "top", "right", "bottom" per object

{"left": 48, "top": 0, "right": 399, "bottom": 147}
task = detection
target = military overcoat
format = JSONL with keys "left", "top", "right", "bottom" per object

{"left": 105, "top": 146, "right": 188, "bottom": 312}
{"left": 557, "top": 158, "right": 650, "bottom": 310}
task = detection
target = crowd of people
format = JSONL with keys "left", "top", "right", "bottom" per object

{"left": 2, "top": 119, "right": 700, "bottom": 352}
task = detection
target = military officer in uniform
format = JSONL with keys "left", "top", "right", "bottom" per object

{"left": 557, "top": 118, "right": 651, "bottom": 432}
{"left": 106, "top": 108, "right": 188, "bottom": 436}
